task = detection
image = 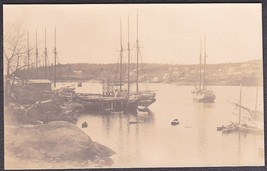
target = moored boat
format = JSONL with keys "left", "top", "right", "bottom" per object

{"left": 220, "top": 123, "right": 237, "bottom": 133}
{"left": 74, "top": 14, "right": 156, "bottom": 113}
{"left": 219, "top": 85, "right": 263, "bottom": 134}
{"left": 192, "top": 37, "right": 215, "bottom": 103}
{"left": 171, "top": 119, "right": 179, "bottom": 126}
{"left": 137, "top": 106, "right": 149, "bottom": 116}
{"left": 234, "top": 123, "right": 263, "bottom": 134}
{"left": 193, "top": 89, "right": 216, "bottom": 103}
{"left": 106, "top": 14, "right": 156, "bottom": 111}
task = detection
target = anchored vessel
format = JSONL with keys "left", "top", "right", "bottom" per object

{"left": 77, "top": 14, "right": 156, "bottom": 112}
{"left": 137, "top": 106, "right": 149, "bottom": 116}
{"left": 218, "top": 85, "right": 263, "bottom": 134}
{"left": 9, "top": 16, "right": 156, "bottom": 114}
{"left": 192, "top": 37, "right": 215, "bottom": 103}
{"left": 115, "top": 14, "right": 156, "bottom": 109}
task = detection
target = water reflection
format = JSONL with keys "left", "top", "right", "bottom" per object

{"left": 221, "top": 130, "right": 263, "bottom": 165}
{"left": 102, "top": 113, "right": 111, "bottom": 137}
{"left": 137, "top": 110, "right": 155, "bottom": 124}
{"left": 118, "top": 113, "right": 124, "bottom": 151}
{"left": 75, "top": 84, "right": 264, "bottom": 167}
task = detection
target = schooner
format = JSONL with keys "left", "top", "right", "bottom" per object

{"left": 80, "top": 13, "right": 156, "bottom": 112}
{"left": 113, "top": 13, "right": 156, "bottom": 109}
{"left": 191, "top": 36, "right": 216, "bottom": 103}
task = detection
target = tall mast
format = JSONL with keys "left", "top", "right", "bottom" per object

{"left": 35, "top": 29, "right": 39, "bottom": 78}
{"left": 199, "top": 38, "right": 202, "bottom": 90}
{"left": 27, "top": 31, "right": 30, "bottom": 78}
{"left": 255, "top": 86, "right": 259, "bottom": 112}
{"left": 239, "top": 84, "right": 242, "bottom": 124}
{"left": 127, "top": 16, "right": 130, "bottom": 97}
{"left": 54, "top": 26, "right": 57, "bottom": 88}
{"left": 136, "top": 10, "right": 139, "bottom": 94}
{"left": 120, "top": 19, "right": 123, "bottom": 92}
{"left": 44, "top": 28, "right": 48, "bottom": 79}
{"left": 203, "top": 35, "right": 206, "bottom": 90}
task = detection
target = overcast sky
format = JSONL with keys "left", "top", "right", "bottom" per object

{"left": 4, "top": 4, "right": 262, "bottom": 64}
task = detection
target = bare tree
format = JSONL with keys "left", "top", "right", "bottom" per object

{"left": 4, "top": 23, "right": 32, "bottom": 101}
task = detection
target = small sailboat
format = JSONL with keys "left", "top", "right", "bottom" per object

{"left": 221, "top": 85, "right": 263, "bottom": 134}
{"left": 233, "top": 86, "right": 263, "bottom": 121}
{"left": 192, "top": 37, "right": 215, "bottom": 103}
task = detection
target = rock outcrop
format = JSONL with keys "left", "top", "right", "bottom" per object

{"left": 5, "top": 121, "right": 115, "bottom": 169}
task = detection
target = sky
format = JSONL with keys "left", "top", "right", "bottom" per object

{"left": 3, "top": 4, "right": 262, "bottom": 65}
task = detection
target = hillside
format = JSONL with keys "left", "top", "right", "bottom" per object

{"left": 15, "top": 59, "right": 263, "bottom": 86}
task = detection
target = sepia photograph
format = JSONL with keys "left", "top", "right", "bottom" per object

{"left": 3, "top": 3, "right": 264, "bottom": 169}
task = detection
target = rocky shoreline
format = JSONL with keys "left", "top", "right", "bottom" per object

{"left": 4, "top": 86, "right": 116, "bottom": 169}
{"left": 5, "top": 121, "right": 115, "bottom": 169}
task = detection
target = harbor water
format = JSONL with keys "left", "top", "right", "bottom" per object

{"left": 60, "top": 82, "right": 264, "bottom": 167}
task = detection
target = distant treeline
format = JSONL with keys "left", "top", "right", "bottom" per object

{"left": 15, "top": 59, "right": 263, "bottom": 86}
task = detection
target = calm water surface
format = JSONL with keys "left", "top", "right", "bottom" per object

{"left": 60, "top": 82, "right": 264, "bottom": 167}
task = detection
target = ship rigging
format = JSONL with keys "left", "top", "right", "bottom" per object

{"left": 192, "top": 36, "right": 216, "bottom": 103}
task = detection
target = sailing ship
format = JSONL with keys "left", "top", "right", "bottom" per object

{"left": 192, "top": 37, "right": 215, "bottom": 103}
{"left": 232, "top": 85, "right": 263, "bottom": 133}
{"left": 232, "top": 86, "right": 263, "bottom": 121}
{"left": 218, "top": 85, "right": 263, "bottom": 134}
{"left": 110, "top": 14, "right": 156, "bottom": 110}
{"left": 77, "top": 14, "right": 156, "bottom": 112}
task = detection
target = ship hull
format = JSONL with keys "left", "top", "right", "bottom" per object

{"left": 77, "top": 94, "right": 156, "bottom": 112}
{"left": 192, "top": 91, "right": 216, "bottom": 103}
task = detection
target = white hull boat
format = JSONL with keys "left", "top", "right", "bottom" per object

{"left": 137, "top": 106, "right": 149, "bottom": 116}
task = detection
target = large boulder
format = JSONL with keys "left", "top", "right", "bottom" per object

{"left": 5, "top": 121, "right": 115, "bottom": 167}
